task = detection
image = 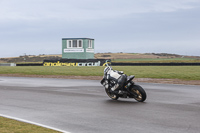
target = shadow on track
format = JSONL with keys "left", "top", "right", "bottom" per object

{"left": 104, "top": 99, "right": 147, "bottom": 105}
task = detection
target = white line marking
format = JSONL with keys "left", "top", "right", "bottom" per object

{"left": 0, "top": 114, "right": 71, "bottom": 133}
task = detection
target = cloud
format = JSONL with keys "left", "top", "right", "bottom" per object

{"left": 0, "top": 0, "right": 199, "bottom": 22}
{"left": 0, "top": 0, "right": 200, "bottom": 57}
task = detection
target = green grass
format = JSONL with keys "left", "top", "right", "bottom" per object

{"left": 112, "top": 58, "right": 200, "bottom": 63}
{"left": 0, "top": 66, "right": 200, "bottom": 80}
{"left": 0, "top": 116, "right": 61, "bottom": 133}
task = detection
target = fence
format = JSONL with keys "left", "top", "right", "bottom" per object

{"left": 0, "top": 63, "right": 16, "bottom": 66}
{"left": 111, "top": 62, "right": 200, "bottom": 66}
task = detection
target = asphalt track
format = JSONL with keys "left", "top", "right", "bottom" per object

{"left": 0, "top": 76, "right": 200, "bottom": 133}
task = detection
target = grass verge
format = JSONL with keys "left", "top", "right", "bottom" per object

{"left": 0, "top": 116, "right": 61, "bottom": 133}
{"left": 0, "top": 66, "right": 200, "bottom": 80}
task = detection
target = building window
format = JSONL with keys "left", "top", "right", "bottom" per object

{"left": 67, "top": 40, "right": 83, "bottom": 48}
{"left": 88, "top": 40, "right": 92, "bottom": 48}
{"left": 77, "top": 40, "right": 83, "bottom": 48}
{"left": 67, "top": 40, "right": 73, "bottom": 48}
{"left": 73, "top": 40, "right": 77, "bottom": 47}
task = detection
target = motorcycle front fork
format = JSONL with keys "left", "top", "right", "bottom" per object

{"left": 124, "top": 82, "right": 138, "bottom": 98}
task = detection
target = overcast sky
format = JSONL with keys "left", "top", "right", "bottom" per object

{"left": 0, "top": 0, "right": 200, "bottom": 57}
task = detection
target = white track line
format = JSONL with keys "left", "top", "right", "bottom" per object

{"left": 0, "top": 114, "right": 71, "bottom": 133}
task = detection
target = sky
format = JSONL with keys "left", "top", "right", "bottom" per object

{"left": 0, "top": 0, "right": 200, "bottom": 57}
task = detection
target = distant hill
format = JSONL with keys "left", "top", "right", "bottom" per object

{"left": 0, "top": 53, "right": 199, "bottom": 63}
{"left": 95, "top": 53, "right": 200, "bottom": 63}
{"left": 95, "top": 53, "right": 199, "bottom": 59}
{"left": 0, "top": 55, "right": 62, "bottom": 63}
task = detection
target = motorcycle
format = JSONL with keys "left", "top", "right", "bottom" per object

{"left": 100, "top": 62, "right": 146, "bottom": 102}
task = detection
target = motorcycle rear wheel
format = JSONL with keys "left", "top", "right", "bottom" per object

{"left": 105, "top": 88, "right": 119, "bottom": 100}
{"left": 131, "top": 85, "right": 146, "bottom": 102}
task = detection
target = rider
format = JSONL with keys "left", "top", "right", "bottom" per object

{"left": 104, "top": 66, "right": 127, "bottom": 94}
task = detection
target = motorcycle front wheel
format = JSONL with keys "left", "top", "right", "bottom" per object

{"left": 131, "top": 85, "right": 146, "bottom": 102}
{"left": 105, "top": 88, "right": 119, "bottom": 100}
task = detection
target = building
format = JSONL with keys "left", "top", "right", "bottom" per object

{"left": 62, "top": 38, "right": 94, "bottom": 59}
